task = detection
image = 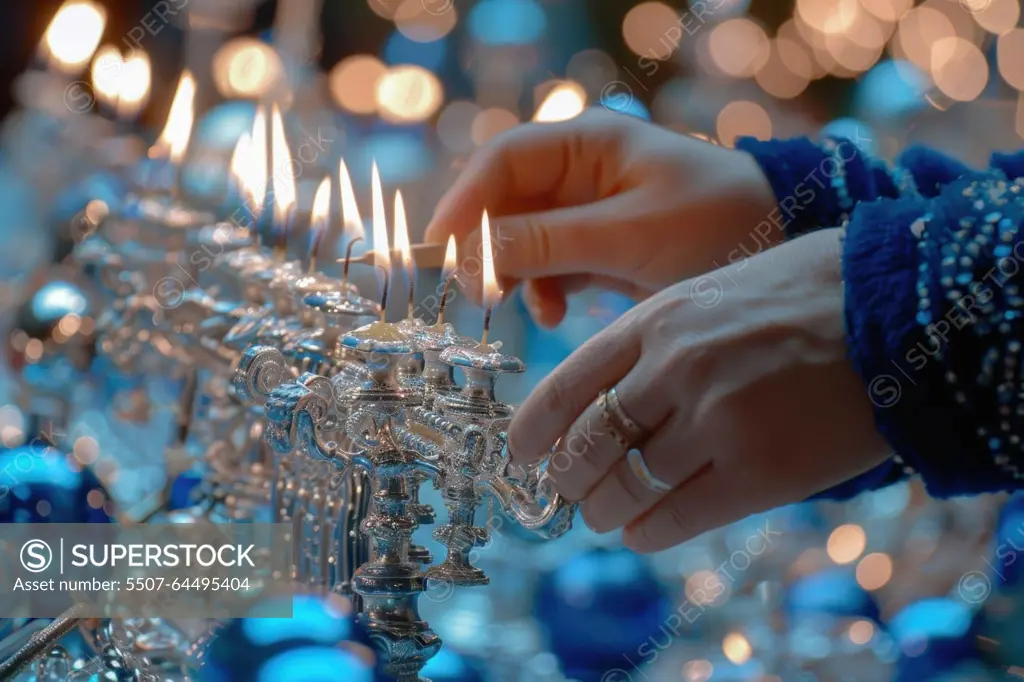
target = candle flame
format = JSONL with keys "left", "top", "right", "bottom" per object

{"left": 481, "top": 210, "right": 500, "bottom": 307}
{"left": 116, "top": 52, "right": 151, "bottom": 119}
{"left": 371, "top": 161, "right": 391, "bottom": 292}
{"left": 270, "top": 104, "right": 297, "bottom": 228}
{"left": 156, "top": 71, "right": 196, "bottom": 164}
{"left": 394, "top": 190, "right": 413, "bottom": 279}
{"left": 43, "top": 1, "right": 107, "bottom": 73}
{"left": 442, "top": 234, "right": 458, "bottom": 280}
{"left": 339, "top": 157, "right": 363, "bottom": 241}
{"left": 309, "top": 176, "right": 331, "bottom": 268}
{"left": 230, "top": 132, "right": 251, "bottom": 194}
{"left": 90, "top": 46, "right": 122, "bottom": 108}
{"left": 534, "top": 81, "right": 587, "bottom": 123}
{"left": 247, "top": 106, "right": 268, "bottom": 220}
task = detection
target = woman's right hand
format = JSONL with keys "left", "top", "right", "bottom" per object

{"left": 425, "top": 108, "right": 780, "bottom": 327}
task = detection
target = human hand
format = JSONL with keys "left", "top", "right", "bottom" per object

{"left": 425, "top": 109, "right": 777, "bottom": 327}
{"left": 506, "top": 228, "right": 892, "bottom": 552}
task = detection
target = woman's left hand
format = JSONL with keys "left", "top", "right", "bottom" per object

{"left": 507, "top": 228, "right": 892, "bottom": 553}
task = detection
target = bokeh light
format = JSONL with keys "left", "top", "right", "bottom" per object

{"left": 827, "top": 524, "right": 867, "bottom": 564}
{"left": 931, "top": 37, "right": 988, "bottom": 102}
{"left": 796, "top": 0, "right": 859, "bottom": 35}
{"left": 91, "top": 46, "right": 123, "bottom": 107}
{"left": 376, "top": 65, "right": 444, "bottom": 123}
{"left": 848, "top": 619, "right": 876, "bottom": 645}
{"left": 212, "top": 38, "right": 285, "bottom": 99}
{"left": 722, "top": 632, "right": 752, "bottom": 665}
{"left": 716, "top": 100, "right": 772, "bottom": 147}
{"left": 859, "top": 0, "right": 913, "bottom": 23}
{"left": 895, "top": 6, "right": 957, "bottom": 73}
{"left": 972, "top": 0, "right": 1020, "bottom": 36}
{"left": 856, "top": 552, "right": 894, "bottom": 590}
{"left": 43, "top": 0, "right": 106, "bottom": 73}
{"left": 709, "top": 18, "right": 770, "bottom": 78}
{"left": 756, "top": 39, "right": 811, "bottom": 99}
{"left": 395, "top": 0, "right": 458, "bottom": 43}
{"left": 622, "top": 2, "right": 681, "bottom": 61}
{"left": 330, "top": 55, "right": 387, "bottom": 115}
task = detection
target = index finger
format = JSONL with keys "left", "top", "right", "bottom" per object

{"left": 507, "top": 311, "right": 641, "bottom": 466}
{"left": 424, "top": 122, "right": 573, "bottom": 244}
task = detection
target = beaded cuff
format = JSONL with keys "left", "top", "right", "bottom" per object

{"left": 844, "top": 174, "right": 1024, "bottom": 497}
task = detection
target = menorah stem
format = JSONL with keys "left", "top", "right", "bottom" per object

{"left": 353, "top": 459, "right": 440, "bottom": 680}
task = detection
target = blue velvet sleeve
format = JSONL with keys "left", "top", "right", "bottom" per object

{"left": 738, "top": 136, "right": 1024, "bottom": 499}
{"left": 843, "top": 174, "right": 1024, "bottom": 497}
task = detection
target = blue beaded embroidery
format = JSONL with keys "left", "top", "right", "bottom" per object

{"left": 910, "top": 176, "right": 1024, "bottom": 480}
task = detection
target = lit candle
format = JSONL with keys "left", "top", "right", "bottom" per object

{"left": 270, "top": 104, "right": 297, "bottom": 262}
{"left": 371, "top": 161, "right": 391, "bottom": 326}
{"left": 437, "top": 235, "right": 458, "bottom": 325}
{"left": 308, "top": 177, "right": 331, "bottom": 274}
{"left": 393, "top": 189, "right": 416, "bottom": 319}
{"left": 480, "top": 209, "right": 501, "bottom": 346}
{"left": 339, "top": 157, "right": 362, "bottom": 241}
{"left": 338, "top": 157, "right": 365, "bottom": 288}
{"left": 41, "top": 1, "right": 106, "bottom": 75}
{"left": 247, "top": 106, "right": 269, "bottom": 231}
{"left": 151, "top": 71, "right": 196, "bottom": 201}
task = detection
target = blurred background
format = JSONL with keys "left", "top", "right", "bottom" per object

{"left": 1, "top": 0, "right": 1024, "bottom": 681}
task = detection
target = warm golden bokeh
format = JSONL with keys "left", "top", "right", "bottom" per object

{"left": 622, "top": 2, "right": 682, "bottom": 61}
{"left": 330, "top": 55, "right": 388, "bottom": 115}
{"left": 716, "top": 100, "right": 772, "bottom": 147}
{"left": 377, "top": 65, "right": 444, "bottom": 123}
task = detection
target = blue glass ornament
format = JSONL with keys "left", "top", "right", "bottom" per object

{"left": 0, "top": 442, "right": 112, "bottom": 523}
{"left": 786, "top": 568, "right": 881, "bottom": 623}
{"left": 200, "top": 593, "right": 381, "bottom": 682}
{"left": 888, "top": 598, "right": 979, "bottom": 682}
{"left": 534, "top": 547, "right": 672, "bottom": 682}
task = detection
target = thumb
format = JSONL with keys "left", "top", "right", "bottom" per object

{"left": 492, "top": 194, "right": 638, "bottom": 280}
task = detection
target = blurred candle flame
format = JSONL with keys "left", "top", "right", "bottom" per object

{"left": 534, "top": 81, "right": 587, "bottom": 122}
{"left": 90, "top": 46, "right": 122, "bottom": 109}
{"left": 394, "top": 189, "right": 416, "bottom": 316}
{"left": 339, "top": 158, "right": 363, "bottom": 241}
{"left": 442, "top": 234, "right": 457, "bottom": 280}
{"left": 394, "top": 190, "right": 414, "bottom": 282}
{"left": 309, "top": 176, "right": 331, "bottom": 271}
{"left": 229, "top": 132, "right": 251, "bottom": 195}
{"left": 481, "top": 209, "right": 500, "bottom": 307}
{"left": 43, "top": 1, "right": 107, "bottom": 73}
{"left": 270, "top": 104, "right": 297, "bottom": 232}
{"left": 156, "top": 71, "right": 196, "bottom": 164}
{"left": 116, "top": 52, "right": 151, "bottom": 119}
{"left": 247, "top": 106, "right": 268, "bottom": 220}
{"left": 371, "top": 161, "right": 391, "bottom": 295}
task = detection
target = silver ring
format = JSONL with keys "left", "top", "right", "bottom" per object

{"left": 626, "top": 447, "right": 673, "bottom": 493}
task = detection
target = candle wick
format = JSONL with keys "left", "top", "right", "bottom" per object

{"left": 481, "top": 304, "right": 493, "bottom": 347}
{"left": 342, "top": 237, "right": 364, "bottom": 292}
{"left": 376, "top": 263, "right": 389, "bottom": 323}
{"left": 407, "top": 278, "right": 415, "bottom": 319}
{"left": 438, "top": 275, "right": 454, "bottom": 325}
